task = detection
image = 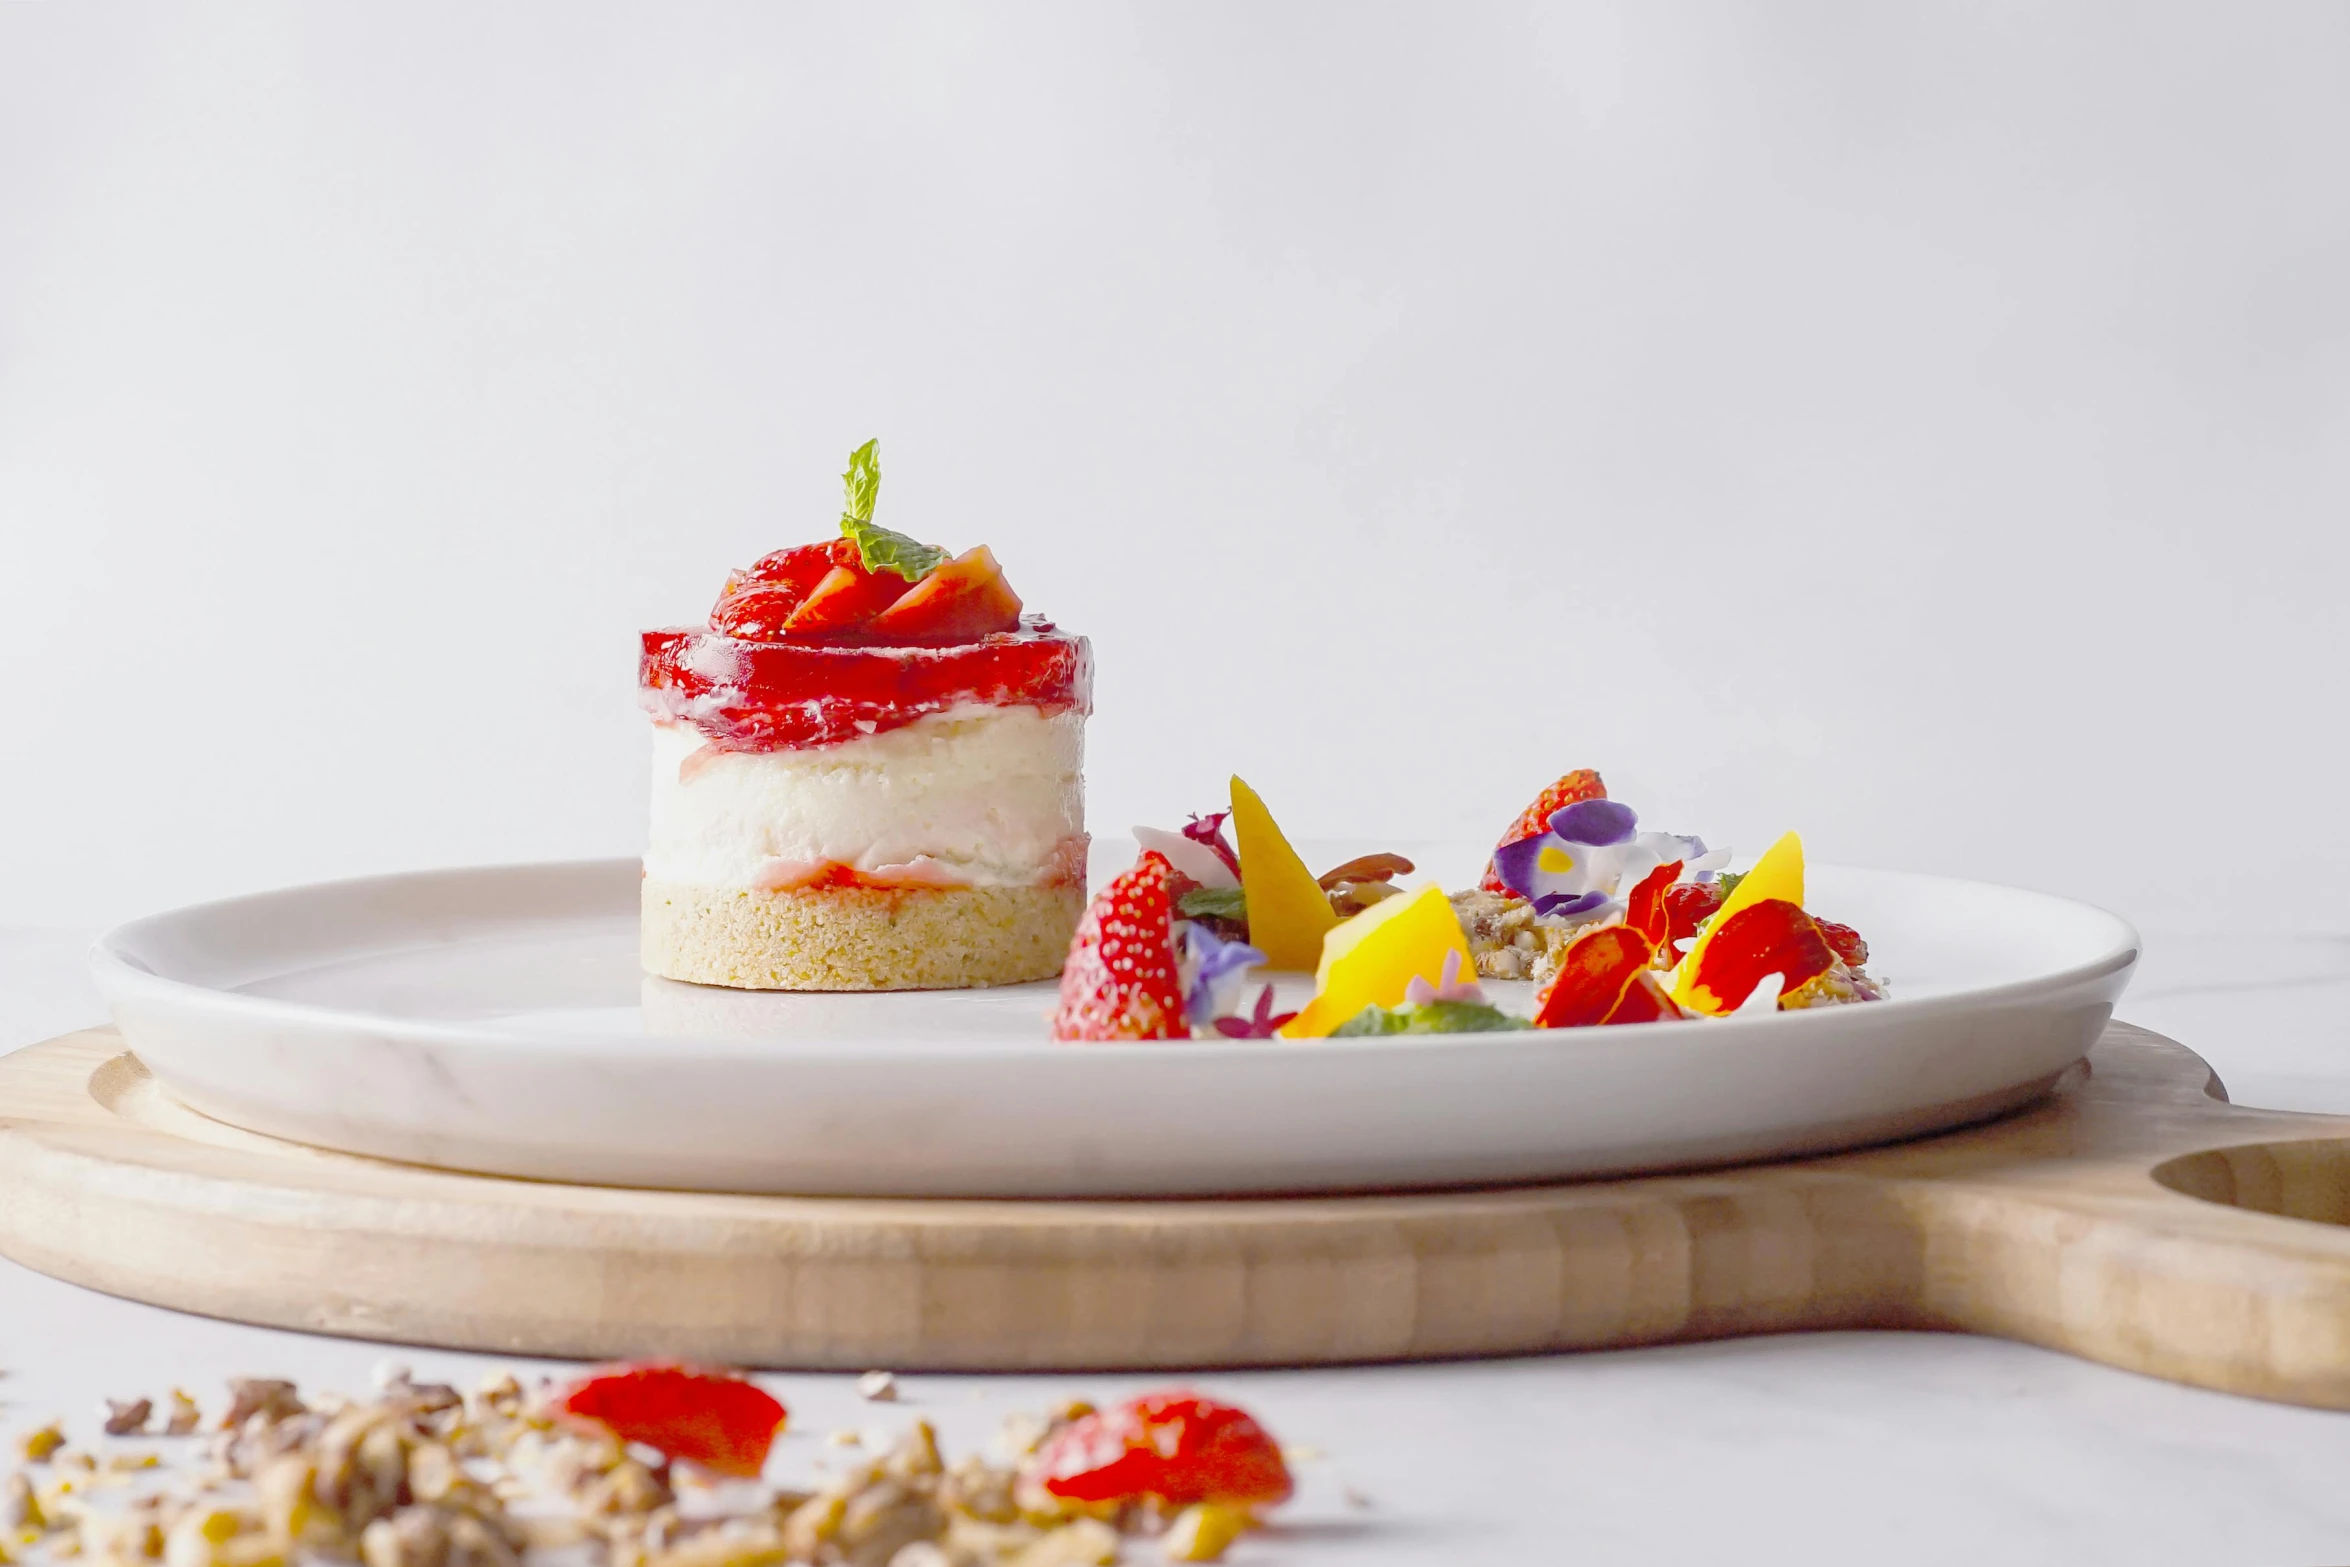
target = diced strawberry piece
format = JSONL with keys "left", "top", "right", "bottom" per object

{"left": 555, "top": 1363, "right": 785, "bottom": 1478}
{"left": 862, "top": 546, "right": 1023, "bottom": 642}
{"left": 1814, "top": 916, "right": 1869, "bottom": 968}
{"left": 1026, "top": 1392, "right": 1292, "bottom": 1509}
{"left": 782, "top": 560, "right": 911, "bottom": 637}
{"left": 1686, "top": 898, "right": 1837, "bottom": 1013}
{"left": 1533, "top": 924, "right": 1656, "bottom": 1028}
{"left": 1624, "top": 861, "right": 1683, "bottom": 950}
{"left": 1662, "top": 881, "right": 1725, "bottom": 946}
{"left": 1479, "top": 770, "right": 1607, "bottom": 894}
{"left": 1052, "top": 850, "right": 1186, "bottom": 1041}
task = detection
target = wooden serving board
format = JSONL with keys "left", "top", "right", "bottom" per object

{"left": 5, "top": 1023, "right": 2350, "bottom": 1404}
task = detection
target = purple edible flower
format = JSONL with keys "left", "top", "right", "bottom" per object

{"left": 1532, "top": 889, "right": 1611, "bottom": 919}
{"left": 1183, "top": 810, "right": 1242, "bottom": 877}
{"left": 1490, "top": 833, "right": 1553, "bottom": 901}
{"left": 1183, "top": 924, "right": 1266, "bottom": 1025}
{"left": 1547, "top": 798, "right": 1639, "bottom": 846}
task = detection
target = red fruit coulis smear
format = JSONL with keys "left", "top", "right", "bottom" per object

{"left": 640, "top": 616, "right": 1093, "bottom": 752}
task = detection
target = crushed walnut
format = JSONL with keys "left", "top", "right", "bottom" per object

{"left": 1449, "top": 889, "right": 1586, "bottom": 985}
{"left": 2, "top": 1376, "right": 1288, "bottom": 1567}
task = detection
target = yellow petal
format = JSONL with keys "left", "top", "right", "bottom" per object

{"left": 1229, "top": 775, "right": 1340, "bottom": 971}
{"left": 1672, "top": 829, "right": 1805, "bottom": 1014}
{"left": 1280, "top": 884, "right": 1473, "bottom": 1038}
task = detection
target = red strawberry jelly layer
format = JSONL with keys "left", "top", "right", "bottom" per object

{"left": 639, "top": 617, "right": 1093, "bottom": 752}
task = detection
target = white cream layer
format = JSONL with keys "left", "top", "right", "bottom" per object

{"left": 645, "top": 703, "right": 1085, "bottom": 890}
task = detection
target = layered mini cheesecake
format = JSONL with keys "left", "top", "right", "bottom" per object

{"left": 639, "top": 442, "right": 1092, "bottom": 990}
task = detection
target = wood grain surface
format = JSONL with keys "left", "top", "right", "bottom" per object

{"left": 5, "top": 1023, "right": 2350, "bottom": 1403}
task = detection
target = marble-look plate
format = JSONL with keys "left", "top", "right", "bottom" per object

{"left": 88, "top": 842, "right": 2138, "bottom": 1197}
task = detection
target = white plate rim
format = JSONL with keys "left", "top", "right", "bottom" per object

{"left": 89, "top": 855, "right": 2142, "bottom": 1062}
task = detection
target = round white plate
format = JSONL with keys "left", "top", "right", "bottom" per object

{"left": 89, "top": 842, "right": 2137, "bottom": 1197}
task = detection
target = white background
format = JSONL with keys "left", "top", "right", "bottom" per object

{"left": 4, "top": 2, "right": 2346, "bottom": 936}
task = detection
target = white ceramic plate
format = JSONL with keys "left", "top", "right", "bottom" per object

{"left": 89, "top": 842, "right": 2137, "bottom": 1197}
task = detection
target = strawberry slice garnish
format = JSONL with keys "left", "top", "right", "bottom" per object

{"left": 554, "top": 1362, "right": 786, "bottom": 1478}
{"left": 862, "top": 545, "right": 1024, "bottom": 641}
{"left": 1478, "top": 770, "right": 1608, "bottom": 894}
{"left": 711, "top": 584, "right": 805, "bottom": 641}
{"left": 1052, "top": 850, "right": 1187, "bottom": 1041}
{"left": 710, "top": 542, "right": 853, "bottom": 637}
{"left": 781, "top": 558, "right": 911, "bottom": 637}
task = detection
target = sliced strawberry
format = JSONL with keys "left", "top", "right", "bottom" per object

{"left": 1814, "top": 916, "right": 1869, "bottom": 968}
{"left": 1052, "top": 850, "right": 1186, "bottom": 1041}
{"left": 862, "top": 545, "right": 1023, "bottom": 642}
{"left": 745, "top": 540, "right": 850, "bottom": 593}
{"left": 555, "top": 1363, "right": 785, "bottom": 1478}
{"left": 782, "top": 559, "right": 911, "bottom": 637}
{"left": 711, "top": 584, "right": 805, "bottom": 641}
{"left": 1532, "top": 924, "right": 1655, "bottom": 1028}
{"left": 1624, "top": 860, "right": 1683, "bottom": 950}
{"left": 1026, "top": 1392, "right": 1292, "bottom": 1509}
{"left": 710, "top": 542, "right": 848, "bottom": 627}
{"left": 1662, "top": 881, "right": 1726, "bottom": 947}
{"left": 1478, "top": 770, "right": 1607, "bottom": 894}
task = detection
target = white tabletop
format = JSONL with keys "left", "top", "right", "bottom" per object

{"left": 4, "top": 925, "right": 2348, "bottom": 1566}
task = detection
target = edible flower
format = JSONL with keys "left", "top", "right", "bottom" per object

{"left": 1136, "top": 824, "right": 1241, "bottom": 891}
{"left": 1212, "top": 986, "right": 1298, "bottom": 1039}
{"left": 1490, "top": 798, "right": 1727, "bottom": 920}
{"left": 1181, "top": 923, "right": 1268, "bottom": 1027}
{"left": 1403, "top": 950, "right": 1488, "bottom": 1007}
{"left": 1184, "top": 810, "right": 1243, "bottom": 878}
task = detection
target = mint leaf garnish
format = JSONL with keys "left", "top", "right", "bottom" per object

{"left": 834, "top": 437, "right": 945, "bottom": 582}
{"left": 841, "top": 439, "right": 881, "bottom": 524}
{"left": 1178, "top": 886, "right": 1250, "bottom": 922}
{"left": 1714, "top": 871, "right": 1746, "bottom": 901}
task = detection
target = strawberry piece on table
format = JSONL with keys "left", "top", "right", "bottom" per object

{"left": 782, "top": 558, "right": 911, "bottom": 637}
{"left": 1026, "top": 1391, "right": 1293, "bottom": 1509}
{"left": 1053, "top": 850, "right": 1187, "bottom": 1040}
{"left": 1532, "top": 924, "right": 1658, "bottom": 1028}
{"left": 556, "top": 1362, "right": 786, "bottom": 1478}
{"left": 863, "top": 545, "right": 1024, "bottom": 641}
{"left": 1684, "top": 898, "right": 1838, "bottom": 1014}
{"left": 1479, "top": 769, "right": 1608, "bottom": 894}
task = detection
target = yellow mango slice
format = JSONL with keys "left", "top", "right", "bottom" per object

{"left": 1229, "top": 775, "right": 1340, "bottom": 971}
{"left": 1672, "top": 829, "right": 1805, "bottom": 1014}
{"left": 1280, "top": 884, "right": 1474, "bottom": 1038}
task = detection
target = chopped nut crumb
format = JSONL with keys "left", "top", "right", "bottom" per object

{"left": 856, "top": 1371, "right": 900, "bottom": 1404}
{"left": 164, "top": 1391, "right": 203, "bottom": 1438}
{"left": 101, "top": 1399, "right": 154, "bottom": 1438}
{"left": 219, "top": 1380, "right": 303, "bottom": 1432}
{"left": 3, "top": 1374, "right": 1307, "bottom": 1567}
{"left": 17, "top": 1425, "right": 64, "bottom": 1465}
{"left": 1, "top": 1472, "right": 43, "bottom": 1532}
{"left": 1161, "top": 1502, "right": 1248, "bottom": 1562}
